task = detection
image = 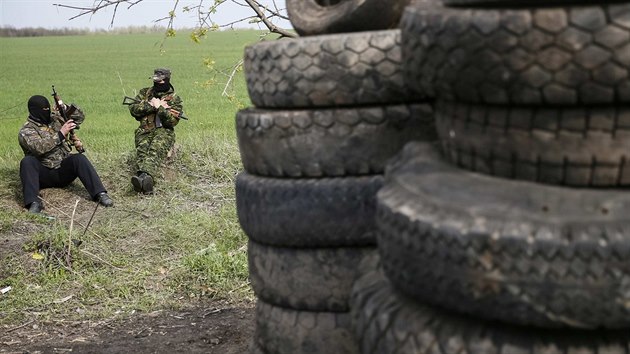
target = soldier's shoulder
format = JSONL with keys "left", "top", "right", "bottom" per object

{"left": 20, "top": 120, "right": 37, "bottom": 130}
{"left": 19, "top": 122, "right": 37, "bottom": 138}
{"left": 170, "top": 92, "right": 183, "bottom": 103}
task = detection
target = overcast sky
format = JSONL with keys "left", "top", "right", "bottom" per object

{"left": 0, "top": 0, "right": 290, "bottom": 30}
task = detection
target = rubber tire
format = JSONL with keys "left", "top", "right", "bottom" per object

{"left": 286, "top": 0, "right": 410, "bottom": 36}
{"left": 249, "top": 341, "right": 265, "bottom": 354}
{"left": 351, "top": 268, "right": 630, "bottom": 354}
{"left": 244, "top": 30, "right": 423, "bottom": 108}
{"left": 254, "top": 299, "right": 358, "bottom": 354}
{"left": 248, "top": 239, "right": 376, "bottom": 312}
{"left": 377, "top": 141, "right": 630, "bottom": 329}
{"left": 402, "top": 3, "right": 630, "bottom": 105}
{"left": 236, "top": 173, "right": 383, "bottom": 248}
{"left": 435, "top": 101, "right": 630, "bottom": 187}
{"left": 236, "top": 104, "right": 436, "bottom": 177}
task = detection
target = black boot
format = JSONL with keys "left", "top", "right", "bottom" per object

{"left": 28, "top": 201, "right": 43, "bottom": 214}
{"left": 131, "top": 172, "right": 154, "bottom": 194}
{"left": 96, "top": 192, "right": 114, "bottom": 207}
{"left": 131, "top": 174, "right": 143, "bottom": 193}
{"left": 141, "top": 173, "right": 154, "bottom": 194}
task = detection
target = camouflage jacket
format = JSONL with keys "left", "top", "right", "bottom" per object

{"left": 18, "top": 106, "right": 85, "bottom": 169}
{"left": 128, "top": 86, "right": 183, "bottom": 132}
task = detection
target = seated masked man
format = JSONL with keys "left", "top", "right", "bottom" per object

{"left": 18, "top": 95, "right": 113, "bottom": 215}
{"left": 127, "top": 68, "right": 184, "bottom": 194}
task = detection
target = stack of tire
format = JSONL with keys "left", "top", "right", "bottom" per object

{"left": 235, "top": 1, "right": 437, "bottom": 353}
{"left": 351, "top": 0, "right": 630, "bottom": 352}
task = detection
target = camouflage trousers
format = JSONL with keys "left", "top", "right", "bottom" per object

{"left": 134, "top": 127, "right": 175, "bottom": 181}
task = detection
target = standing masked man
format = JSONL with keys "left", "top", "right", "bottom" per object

{"left": 18, "top": 95, "right": 114, "bottom": 215}
{"left": 127, "top": 68, "right": 184, "bottom": 194}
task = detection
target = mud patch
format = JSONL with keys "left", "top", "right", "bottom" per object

{"left": 0, "top": 302, "right": 255, "bottom": 354}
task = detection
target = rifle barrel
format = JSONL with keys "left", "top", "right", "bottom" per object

{"left": 51, "top": 85, "right": 68, "bottom": 120}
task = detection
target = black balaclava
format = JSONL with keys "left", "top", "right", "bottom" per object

{"left": 27, "top": 95, "right": 52, "bottom": 124}
{"left": 153, "top": 78, "right": 171, "bottom": 93}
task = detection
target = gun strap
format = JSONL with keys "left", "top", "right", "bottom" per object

{"left": 140, "top": 113, "right": 157, "bottom": 132}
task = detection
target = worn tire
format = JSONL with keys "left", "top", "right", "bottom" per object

{"left": 236, "top": 173, "right": 382, "bottom": 248}
{"left": 249, "top": 341, "right": 264, "bottom": 354}
{"left": 402, "top": 3, "right": 630, "bottom": 105}
{"left": 377, "top": 142, "right": 630, "bottom": 329}
{"left": 351, "top": 268, "right": 630, "bottom": 354}
{"left": 244, "top": 30, "right": 422, "bottom": 108}
{"left": 236, "top": 104, "right": 435, "bottom": 177}
{"left": 436, "top": 101, "right": 630, "bottom": 187}
{"left": 254, "top": 300, "right": 358, "bottom": 354}
{"left": 248, "top": 240, "right": 376, "bottom": 312}
{"left": 286, "top": 0, "right": 410, "bottom": 36}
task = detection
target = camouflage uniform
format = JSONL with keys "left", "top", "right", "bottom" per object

{"left": 18, "top": 99, "right": 111, "bottom": 210}
{"left": 18, "top": 107, "right": 83, "bottom": 168}
{"left": 128, "top": 86, "right": 183, "bottom": 180}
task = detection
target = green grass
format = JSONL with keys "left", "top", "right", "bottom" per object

{"left": 0, "top": 30, "right": 270, "bottom": 325}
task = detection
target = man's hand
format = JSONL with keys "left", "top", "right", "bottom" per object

{"left": 149, "top": 97, "right": 161, "bottom": 108}
{"left": 149, "top": 97, "right": 171, "bottom": 109}
{"left": 60, "top": 119, "right": 77, "bottom": 137}
{"left": 150, "top": 98, "right": 169, "bottom": 108}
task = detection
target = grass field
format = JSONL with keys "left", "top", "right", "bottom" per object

{"left": 0, "top": 30, "right": 268, "bottom": 325}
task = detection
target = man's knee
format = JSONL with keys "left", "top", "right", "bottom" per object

{"left": 20, "top": 155, "right": 39, "bottom": 165}
{"left": 64, "top": 153, "right": 92, "bottom": 169}
{"left": 20, "top": 155, "right": 41, "bottom": 172}
{"left": 67, "top": 153, "right": 89, "bottom": 163}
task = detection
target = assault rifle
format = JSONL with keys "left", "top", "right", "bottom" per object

{"left": 122, "top": 96, "right": 188, "bottom": 120}
{"left": 52, "top": 85, "right": 85, "bottom": 153}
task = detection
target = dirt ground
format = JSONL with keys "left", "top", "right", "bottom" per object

{"left": 0, "top": 190, "right": 256, "bottom": 354}
{"left": 0, "top": 302, "right": 255, "bottom": 354}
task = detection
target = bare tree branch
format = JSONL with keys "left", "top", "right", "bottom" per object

{"left": 54, "top": 0, "right": 295, "bottom": 37}
{"left": 222, "top": 59, "right": 244, "bottom": 97}
{"left": 53, "top": 0, "right": 143, "bottom": 23}
{"left": 54, "top": 0, "right": 296, "bottom": 101}
{"left": 242, "top": 0, "right": 295, "bottom": 38}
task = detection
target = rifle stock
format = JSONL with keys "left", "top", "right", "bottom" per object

{"left": 122, "top": 96, "right": 139, "bottom": 105}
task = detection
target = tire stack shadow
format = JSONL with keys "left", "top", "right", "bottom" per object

{"left": 235, "top": 2, "right": 436, "bottom": 352}
{"left": 351, "top": 0, "right": 630, "bottom": 353}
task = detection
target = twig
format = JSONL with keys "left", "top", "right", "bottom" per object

{"left": 6, "top": 319, "right": 35, "bottom": 333}
{"left": 53, "top": 0, "right": 143, "bottom": 23}
{"left": 39, "top": 196, "right": 105, "bottom": 240}
{"left": 242, "top": 0, "right": 296, "bottom": 38}
{"left": 119, "top": 208, "right": 151, "bottom": 218}
{"left": 201, "top": 308, "right": 222, "bottom": 317}
{"left": 222, "top": 59, "right": 243, "bottom": 97}
{"left": 67, "top": 199, "right": 79, "bottom": 267}
{"left": 134, "top": 327, "right": 148, "bottom": 337}
{"left": 81, "top": 200, "right": 100, "bottom": 239}
{"left": 79, "top": 249, "right": 124, "bottom": 270}
{"left": 228, "top": 282, "right": 251, "bottom": 294}
{"left": 116, "top": 71, "right": 127, "bottom": 97}
{"left": 157, "top": 0, "right": 181, "bottom": 51}
{"left": 54, "top": 0, "right": 295, "bottom": 38}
